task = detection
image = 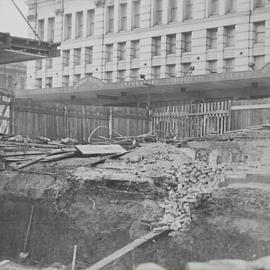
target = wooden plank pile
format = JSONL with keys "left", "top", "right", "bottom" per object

{"left": 157, "top": 161, "right": 226, "bottom": 235}
{"left": 0, "top": 135, "right": 128, "bottom": 170}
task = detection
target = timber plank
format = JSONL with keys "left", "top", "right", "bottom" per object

{"left": 85, "top": 229, "right": 168, "bottom": 270}
{"left": 75, "top": 144, "right": 127, "bottom": 156}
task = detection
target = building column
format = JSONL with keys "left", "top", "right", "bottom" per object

{"left": 140, "top": 37, "right": 152, "bottom": 79}
{"left": 160, "top": 35, "right": 167, "bottom": 77}
{"left": 55, "top": 11, "right": 64, "bottom": 42}
{"left": 217, "top": 26, "right": 224, "bottom": 73}
{"left": 235, "top": 22, "right": 250, "bottom": 71}
{"left": 163, "top": 0, "right": 169, "bottom": 24}
{"left": 126, "top": 40, "right": 132, "bottom": 80}
{"left": 112, "top": 43, "right": 119, "bottom": 82}
{"left": 71, "top": 12, "right": 76, "bottom": 39}
{"left": 127, "top": 0, "right": 132, "bottom": 31}
{"left": 114, "top": 0, "right": 119, "bottom": 33}
{"left": 194, "top": 0, "right": 206, "bottom": 20}
{"left": 83, "top": 9, "right": 88, "bottom": 38}
{"left": 178, "top": 0, "right": 183, "bottom": 22}
{"left": 175, "top": 33, "right": 182, "bottom": 77}
{"left": 265, "top": 19, "right": 270, "bottom": 63}
{"left": 192, "top": 30, "right": 207, "bottom": 75}
{"left": 141, "top": 0, "right": 152, "bottom": 28}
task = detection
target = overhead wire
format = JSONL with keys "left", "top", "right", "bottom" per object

{"left": 10, "top": 0, "right": 42, "bottom": 42}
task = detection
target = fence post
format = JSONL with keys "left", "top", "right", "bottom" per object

{"left": 9, "top": 96, "right": 14, "bottom": 136}
{"left": 109, "top": 107, "right": 113, "bottom": 139}
{"left": 64, "top": 105, "right": 68, "bottom": 138}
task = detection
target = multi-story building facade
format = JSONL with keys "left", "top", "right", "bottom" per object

{"left": 26, "top": 0, "right": 270, "bottom": 89}
{"left": 0, "top": 63, "right": 26, "bottom": 90}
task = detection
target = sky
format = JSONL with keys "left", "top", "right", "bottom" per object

{"left": 0, "top": 0, "right": 28, "bottom": 37}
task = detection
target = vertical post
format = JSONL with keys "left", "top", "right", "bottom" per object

{"left": 64, "top": 105, "right": 68, "bottom": 138}
{"left": 9, "top": 95, "right": 14, "bottom": 136}
{"left": 147, "top": 87, "right": 152, "bottom": 133}
{"left": 71, "top": 245, "right": 77, "bottom": 270}
{"left": 109, "top": 107, "right": 113, "bottom": 139}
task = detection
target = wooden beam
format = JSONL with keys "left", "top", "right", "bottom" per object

{"left": 231, "top": 103, "right": 270, "bottom": 111}
{"left": 85, "top": 229, "right": 168, "bottom": 270}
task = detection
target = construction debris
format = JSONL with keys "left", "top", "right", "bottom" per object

{"left": 157, "top": 161, "right": 227, "bottom": 235}
{"left": 0, "top": 135, "right": 130, "bottom": 170}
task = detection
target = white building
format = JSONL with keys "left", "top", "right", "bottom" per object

{"left": 25, "top": 0, "right": 270, "bottom": 92}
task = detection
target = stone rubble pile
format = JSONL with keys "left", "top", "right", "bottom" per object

{"left": 157, "top": 161, "right": 227, "bottom": 235}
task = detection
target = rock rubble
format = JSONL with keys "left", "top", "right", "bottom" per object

{"left": 157, "top": 161, "right": 227, "bottom": 235}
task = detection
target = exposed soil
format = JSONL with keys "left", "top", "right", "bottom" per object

{"left": 1, "top": 144, "right": 270, "bottom": 270}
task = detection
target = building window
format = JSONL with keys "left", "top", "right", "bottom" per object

{"left": 207, "top": 60, "right": 217, "bottom": 73}
{"left": 63, "top": 75, "right": 69, "bottom": 87}
{"left": 47, "top": 17, "right": 55, "bottom": 42}
{"left": 209, "top": 0, "right": 219, "bottom": 16}
{"left": 37, "top": 19, "right": 45, "bottom": 40}
{"left": 254, "top": 21, "right": 265, "bottom": 44}
{"left": 119, "top": 3, "right": 127, "bottom": 31}
{"left": 45, "top": 77, "right": 52, "bottom": 88}
{"left": 182, "top": 32, "right": 192, "bottom": 52}
{"left": 168, "top": 0, "right": 177, "bottom": 23}
{"left": 152, "top": 66, "right": 161, "bottom": 79}
{"left": 63, "top": 50, "right": 70, "bottom": 67}
{"left": 105, "top": 71, "right": 113, "bottom": 82}
{"left": 75, "top": 11, "right": 83, "bottom": 39}
{"left": 105, "top": 44, "right": 113, "bottom": 63}
{"left": 85, "top": 73, "right": 93, "bottom": 77}
{"left": 74, "top": 74, "right": 81, "bottom": 84}
{"left": 184, "top": 0, "right": 193, "bottom": 20}
{"left": 85, "top": 47, "right": 93, "bottom": 65}
{"left": 131, "top": 40, "right": 140, "bottom": 60}
{"left": 64, "top": 14, "right": 72, "bottom": 40}
{"left": 36, "top": 59, "right": 42, "bottom": 70}
{"left": 225, "top": 0, "right": 236, "bottom": 13}
{"left": 224, "top": 25, "right": 235, "bottom": 47}
{"left": 254, "top": 0, "right": 265, "bottom": 8}
{"left": 132, "top": 0, "right": 140, "bottom": 29}
{"left": 118, "top": 42, "right": 126, "bottom": 60}
{"left": 166, "top": 65, "right": 176, "bottom": 77}
{"left": 207, "top": 28, "right": 218, "bottom": 49}
{"left": 36, "top": 78, "right": 42, "bottom": 88}
{"left": 152, "top": 37, "right": 161, "bottom": 56}
{"left": 46, "top": 58, "right": 53, "bottom": 69}
{"left": 254, "top": 55, "right": 265, "bottom": 70}
{"left": 130, "top": 68, "right": 139, "bottom": 80}
{"left": 74, "top": 48, "right": 81, "bottom": 66}
{"left": 167, "top": 34, "right": 176, "bottom": 55}
{"left": 182, "top": 62, "right": 193, "bottom": 75}
{"left": 87, "top": 9, "right": 95, "bottom": 36}
{"left": 154, "top": 0, "right": 163, "bottom": 25}
{"left": 224, "top": 58, "right": 234, "bottom": 72}
{"left": 107, "top": 5, "right": 114, "bottom": 33}
{"left": 118, "top": 70, "right": 126, "bottom": 82}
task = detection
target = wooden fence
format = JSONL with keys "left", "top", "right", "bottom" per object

{"left": 11, "top": 99, "right": 150, "bottom": 142}
{"left": 231, "top": 98, "right": 270, "bottom": 130}
{"left": 152, "top": 100, "right": 231, "bottom": 139}
{"left": 0, "top": 90, "right": 11, "bottom": 135}
{"left": 8, "top": 97, "right": 270, "bottom": 142}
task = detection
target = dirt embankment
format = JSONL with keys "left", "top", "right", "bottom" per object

{"left": 1, "top": 143, "right": 270, "bottom": 269}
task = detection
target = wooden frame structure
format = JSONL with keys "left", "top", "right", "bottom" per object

{"left": 0, "top": 32, "right": 60, "bottom": 64}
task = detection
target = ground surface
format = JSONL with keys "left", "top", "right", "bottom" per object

{"left": 1, "top": 143, "right": 270, "bottom": 269}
